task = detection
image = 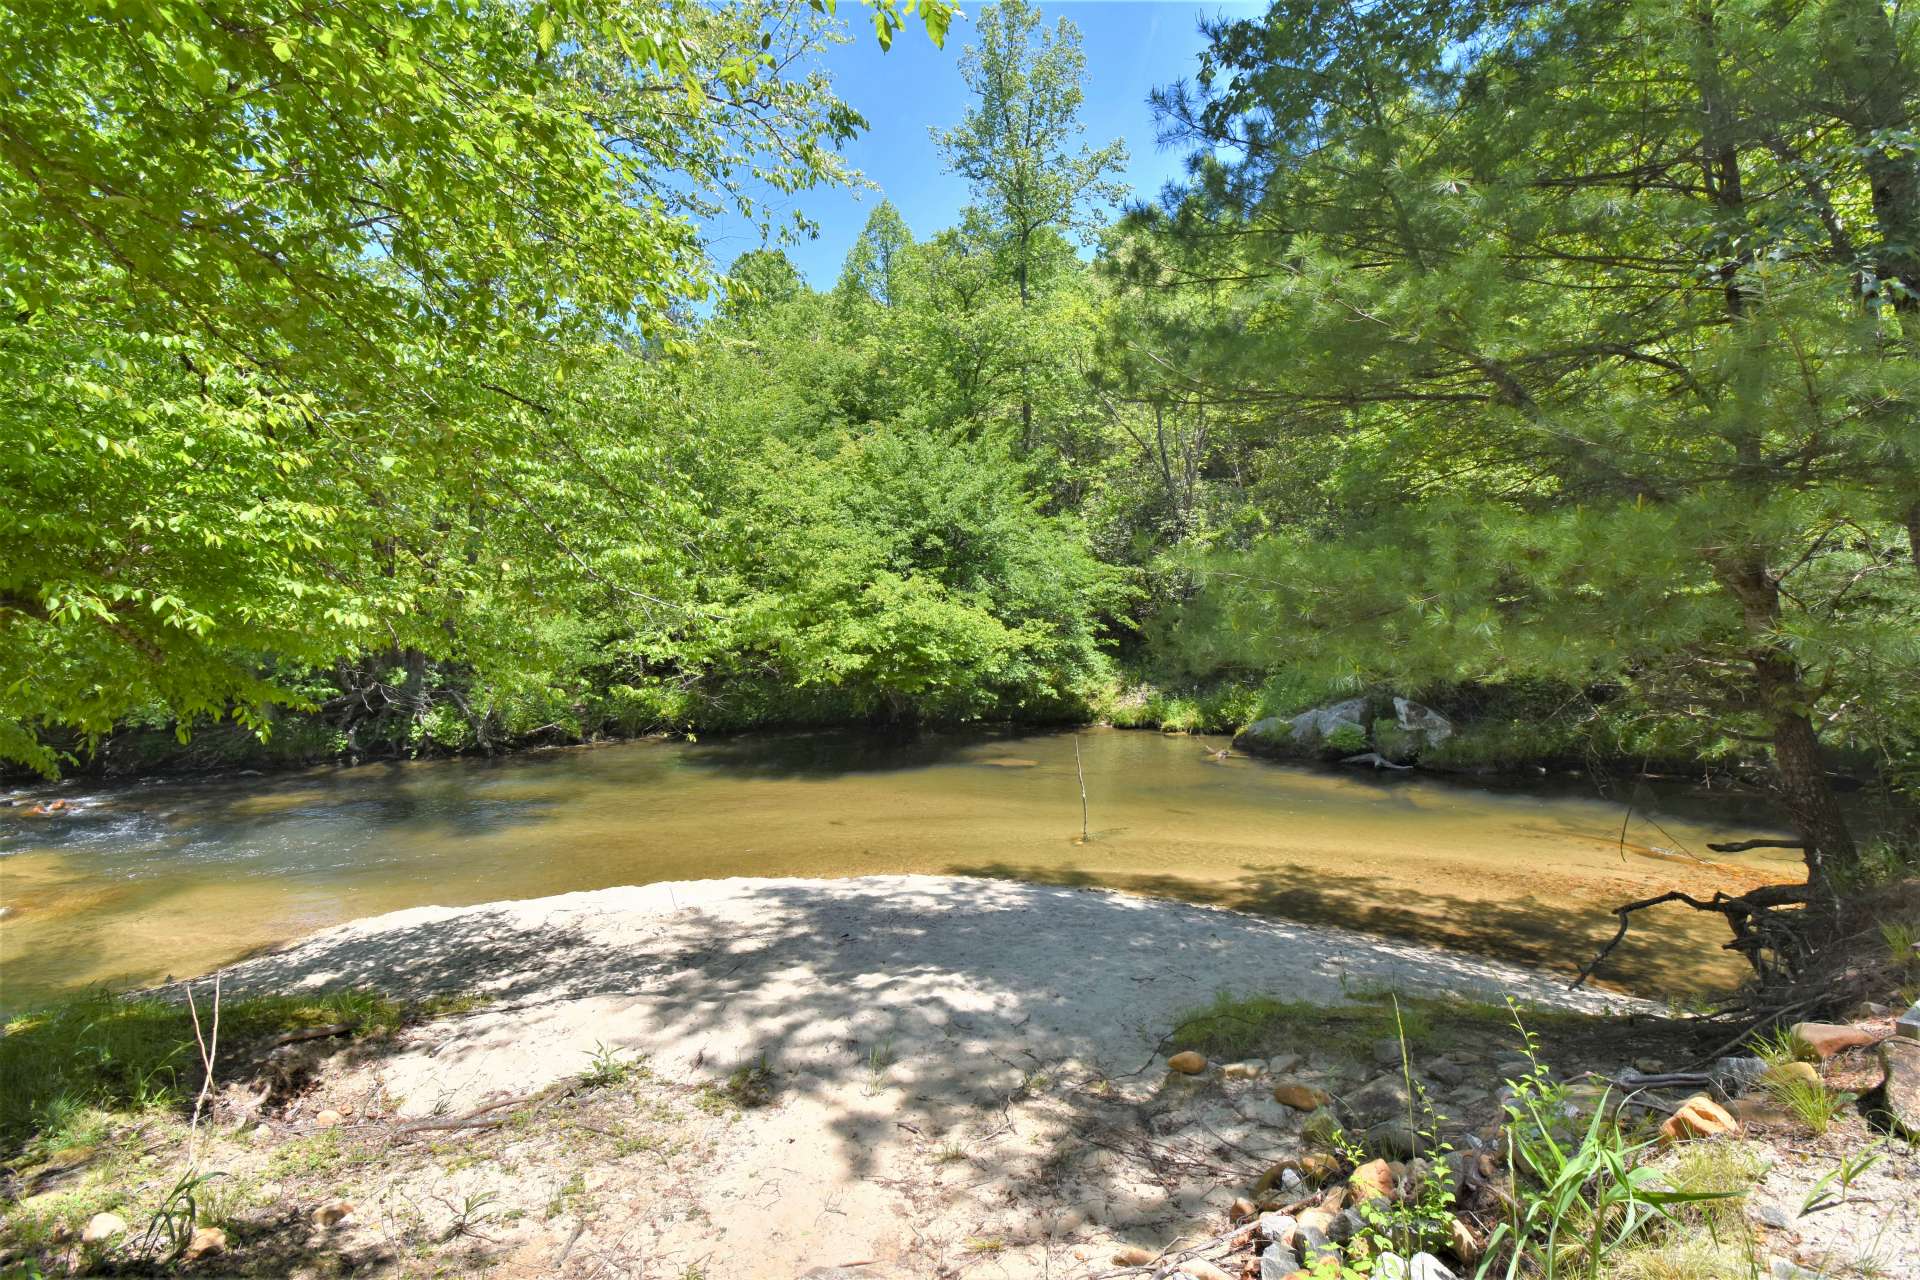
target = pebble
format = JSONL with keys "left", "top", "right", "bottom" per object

{"left": 1111, "top": 1245, "right": 1154, "bottom": 1266}
{"left": 81, "top": 1213, "right": 127, "bottom": 1245}
{"left": 184, "top": 1226, "right": 226, "bottom": 1260}
{"left": 1168, "top": 1050, "right": 1208, "bottom": 1074}
{"left": 1272, "top": 1082, "right": 1333, "bottom": 1110}
{"left": 1259, "top": 1244, "right": 1301, "bottom": 1279}
{"left": 1372, "top": 1037, "right": 1405, "bottom": 1066}
{"left": 312, "top": 1109, "right": 344, "bottom": 1129}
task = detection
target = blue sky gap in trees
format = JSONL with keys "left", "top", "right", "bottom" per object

{"left": 700, "top": 0, "right": 1263, "bottom": 284}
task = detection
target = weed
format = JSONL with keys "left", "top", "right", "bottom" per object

{"left": 1750, "top": 1027, "right": 1815, "bottom": 1065}
{"left": 863, "top": 1036, "right": 897, "bottom": 1095}
{"left": 934, "top": 1141, "right": 968, "bottom": 1164}
{"left": 135, "top": 1169, "right": 227, "bottom": 1263}
{"left": 580, "top": 1042, "right": 632, "bottom": 1089}
{"left": 1762, "top": 1071, "right": 1851, "bottom": 1135}
{"left": 1800, "top": 1142, "right": 1886, "bottom": 1215}
{"left": 962, "top": 1237, "right": 1006, "bottom": 1254}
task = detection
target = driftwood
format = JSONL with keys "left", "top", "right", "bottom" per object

{"left": 1705, "top": 838, "right": 1806, "bottom": 853}
{"left": 1572, "top": 881, "right": 1814, "bottom": 990}
{"left": 396, "top": 1081, "right": 581, "bottom": 1137}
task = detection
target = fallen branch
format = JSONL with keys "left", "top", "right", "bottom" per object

{"left": 1572, "top": 882, "right": 1814, "bottom": 989}
{"left": 266, "top": 1021, "right": 358, "bottom": 1049}
{"left": 395, "top": 1081, "right": 581, "bottom": 1137}
{"left": 1706, "top": 838, "right": 1806, "bottom": 853}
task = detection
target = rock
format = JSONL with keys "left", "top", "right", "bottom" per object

{"left": 1229, "top": 1197, "right": 1258, "bottom": 1223}
{"left": 312, "top": 1108, "right": 344, "bottom": 1129}
{"left": 1168, "top": 1051, "right": 1209, "bottom": 1075}
{"left": 1349, "top": 1157, "right": 1394, "bottom": 1203}
{"left": 1897, "top": 1000, "right": 1920, "bottom": 1041}
{"left": 1267, "top": 1052, "right": 1304, "bottom": 1075}
{"left": 1393, "top": 697, "right": 1453, "bottom": 745}
{"left": 1728, "top": 1097, "right": 1799, "bottom": 1128}
{"left": 1789, "top": 1022, "right": 1881, "bottom": 1059}
{"left": 249, "top": 1122, "right": 273, "bottom": 1143}
{"left": 313, "top": 1198, "right": 354, "bottom": 1227}
{"left": 1259, "top": 1244, "right": 1302, "bottom": 1280}
{"left": 1372, "top": 1038, "right": 1405, "bottom": 1067}
{"left": 1292, "top": 698, "right": 1370, "bottom": 741}
{"left": 1769, "top": 1259, "right": 1824, "bottom": 1280}
{"left": 1273, "top": 1082, "right": 1333, "bottom": 1111}
{"left": 1301, "top": 1106, "right": 1345, "bottom": 1150}
{"left": 184, "top": 1227, "right": 226, "bottom": 1260}
{"left": 1424, "top": 1059, "right": 1467, "bottom": 1086}
{"left": 1633, "top": 1057, "right": 1666, "bottom": 1074}
{"left": 1111, "top": 1245, "right": 1154, "bottom": 1266}
{"left": 1328, "top": 1208, "right": 1364, "bottom": 1243}
{"left": 1763, "top": 1060, "right": 1821, "bottom": 1091}
{"left": 81, "top": 1213, "right": 127, "bottom": 1245}
{"left": 1878, "top": 1036, "right": 1920, "bottom": 1136}
{"left": 1409, "top": 1253, "right": 1457, "bottom": 1280}
{"left": 1659, "top": 1094, "right": 1740, "bottom": 1144}
{"left": 1223, "top": 1061, "right": 1263, "bottom": 1080}
{"left": 1181, "top": 1262, "right": 1233, "bottom": 1280}
{"left": 1257, "top": 1212, "right": 1295, "bottom": 1243}
{"left": 1296, "top": 1207, "right": 1337, "bottom": 1236}
{"left": 1345, "top": 1073, "right": 1414, "bottom": 1126}
{"left": 1449, "top": 1216, "right": 1483, "bottom": 1263}
{"left": 1708, "top": 1055, "right": 1771, "bottom": 1096}
{"left": 1366, "top": 1120, "right": 1428, "bottom": 1159}
{"left": 1494, "top": 1057, "right": 1535, "bottom": 1079}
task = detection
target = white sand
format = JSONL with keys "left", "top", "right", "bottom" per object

{"left": 220, "top": 876, "right": 1646, "bottom": 1276}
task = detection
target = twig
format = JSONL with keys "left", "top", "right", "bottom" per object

{"left": 265, "top": 1021, "right": 358, "bottom": 1049}
{"left": 1074, "top": 734, "right": 1089, "bottom": 844}
{"left": 183, "top": 972, "right": 222, "bottom": 1165}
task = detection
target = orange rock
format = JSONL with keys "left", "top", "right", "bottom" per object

{"left": 1451, "top": 1216, "right": 1484, "bottom": 1263}
{"left": 1659, "top": 1093, "right": 1740, "bottom": 1144}
{"left": 1763, "top": 1060, "right": 1821, "bottom": 1090}
{"left": 1111, "top": 1245, "right": 1154, "bottom": 1266}
{"left": 1349, "top": 1158, "right": 1393, "bottom": 1202}
{"left": 312, "top": 1199, "right": 354, "bottom": 1228}
{"left": 1296, "top": 1207, "right": 1337, "bottom": 1235}
{"left": 1168, "top": 1050, "right": 1208, "bottom": 1075}
{"left": 1228, "top": 1197, "right": 1257, "bottom": 1223}
{"left": 1273, "top": 1082, "right": 1333, "bottom": 1110}
{"left": 1790, "top": 1022, "right": 1881, "bottom": 1059}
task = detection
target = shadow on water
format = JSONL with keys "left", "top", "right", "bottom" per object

{"left": 676, "top": 724, "right": 1035, "bottom": 779}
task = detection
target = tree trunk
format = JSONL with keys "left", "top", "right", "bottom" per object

{"left": 1760, "top": 662, "right": 1858, "bottom": 893}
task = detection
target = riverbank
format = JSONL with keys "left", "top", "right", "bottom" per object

{"left": 0, "top": 731, "right": 1803, "bottom": 1008}
{"left": 4, "top": 878, "right": 1912, "bottom": 1279}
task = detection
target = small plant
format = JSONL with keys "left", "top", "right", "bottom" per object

{"left": 962, "top": 1236, "right": 1006, "bottom": 1254}
{"left": 580, "top": 1042, "right": 632, "bottom": 1089}
{"left": 1761, "top": 1070, "right": 1850, "bottom": 1136}
{"left": 136, "top": 1170, "right": 227, "bottom": 1263}
{"left": 863, "top": 1036, "right": 897, "bottom": 1095}
{"left": 1800, "top": 1141, "right": 1886, "bottom": 1215}
{"left": 1750, "top": 1026, "right": 1815, "bottom": 1065}
{"left": 445, "top": 1191, "right": 501, "bottom": 1241}
{"left": 934, "top": 1140, "right": 968, "bottom": 1164}
{"left": 1484, "top": 1002, "right": 1735, "bottom": 1280}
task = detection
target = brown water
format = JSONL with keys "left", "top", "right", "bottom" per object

{"left": 0, "top": 729, "right": 1799, "bottom": 1009}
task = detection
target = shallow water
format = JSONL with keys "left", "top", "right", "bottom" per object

{"left": 0, "top": 729, "right": 1800, "bottom": 1008}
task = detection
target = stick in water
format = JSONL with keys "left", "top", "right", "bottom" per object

{"left": 1073, "top": 734, "right": 1089, "bottom": 844}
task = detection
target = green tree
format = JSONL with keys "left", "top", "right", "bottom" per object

{"left": 1135, "top": 0, "right": 1920, "bottom": 907}
{"left": 836, "top": 202, "right": 918, "bottom": 308}
{"left": 0, "top": 0, "right": 951, "bottom": 773}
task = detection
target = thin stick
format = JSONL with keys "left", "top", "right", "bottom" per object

{"left": 1073, "top": 734, "right": 1089, "bottom": 844}
{"left": 183, "top": 971, "right": 221, "bottom": 1165}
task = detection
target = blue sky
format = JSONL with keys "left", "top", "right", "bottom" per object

{"left": 704, "top": 1, "right": 1263, "bottom": 287}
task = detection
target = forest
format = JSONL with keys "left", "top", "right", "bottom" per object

{"left": 7, "top": 0, "right": 1920, "bottom": 903}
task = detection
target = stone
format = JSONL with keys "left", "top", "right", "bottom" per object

{"left": 249, "top": 1122, "right": 273, "bottom": 1143}
{"left": 1257, "top": 1212, "right": 1295, "bottom": 1244}
{"left": 1273, "top": 1082, "right": 1334, "bottom": 1111}
{"left": 1789, "top": 1022, "right": 1880, "bottom": 1059}
{"left": 1328, "top": 1208, "right": 1364, "bottom": 1243}
{"left": 313, "top": 1198, "right": 354, "bottom": 1227}
{"left": 1111, "top": 1245, "right": 1154, "bottom": 1266}
{"left": 1375, "top": 1253, "right": 1410, "bottom": 1280}
{"left": 1373, "top": 1037, "right": 1405, "bottom": 1067}
{"left": 1169, "top": 1050, "right": 1208, "bottom": 1075}
{"left": 1632, "top": 1057, "right": 1666, "bottom": 1074}
{"left": 1449, "top": 1216, "right": 1483, "bottom": 1263}
{"left": 1267, "top": 1052, "right": 1304, "bottom": 1075}
{"left": 1345, "top": 1073, "right": 1415, "bottom": 1126}
{"left": 1659, "top": 1094, "right": 1740, "bottom": 1144}
{"left": 1224, "top": 1061, "right": 1263, "bottom": 1080}
{"left": 1349, "top": 1157, "right": 1394, "bottom": 1203}
{"left": 1229, "top": 1197, "right": 1257, "bottom": 1223}
{"left": 81, "top": 1213, "right": 127, "bottom": 1245}
{"left": 1365, "top": 1119, "right": 1427, "bottom": 1159}
{"left": 1728, "top": 1097, "right": 1799, "bottom": 1129}
{"left": 1259, "top": 1245, "right": 1302, "bottom": 1280}
{"left": 1878, "top": 1036, "right": 1920, "bottom": 1136}
{"left": 1708, "top": 1056, "right": 1770, "bottom": 1096}
{"left": 1301, "top": 1107, "right": 1345, "bottom": 1151}
{"left": 1896, "top": 1000, "right": 1920, "bottom": 1041}
{"left": 1182, "top": 1262, "right": 1233, "bottom": 1280}
{"left": 1762, "top": 1060, "right": 1820, "bottom": 1091}
{"left": 312, "top": 1109, "right": 344, "bottom": 1129}
{"left": 1409, "top": 1253, "right": 1457, "bottom": 1280}
{"left": 1424, "top": 1059, "right": 1467, "bottom": 1086}
{"left": 184, "top": 1227, "right": 226, "bottom": 1261}
{"left": 1494, "top": 1057, "right": 1535, "bottom": 1079}
{"left": 1296, "top": 1208, "right": 1337, "bottom": 1236}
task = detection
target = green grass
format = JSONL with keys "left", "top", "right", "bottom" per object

{"left": 0, "top": 988, "right": 486, "bottom": 1159}
{"left": 1760, "top": 1071, "right": 1849, "bottom": 1135}
{"left": 1167, "top": 989, "right": 1513, "bottom": 1062}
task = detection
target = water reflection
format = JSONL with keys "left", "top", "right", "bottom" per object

{"left": 0, "top": 729, "right": 1798, "bottom": 1008}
